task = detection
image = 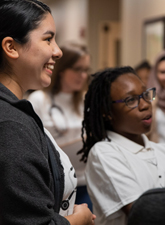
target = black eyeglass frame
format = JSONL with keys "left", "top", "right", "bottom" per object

{"left": 112, "top": 87, "right": 156, "bottom": 109}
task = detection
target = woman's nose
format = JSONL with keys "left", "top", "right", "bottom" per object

{"left": 52, "top": 43, "right": 63, "bottom": 60}
{"left": 81, "top": 71, "right": 88, "bottom": 79}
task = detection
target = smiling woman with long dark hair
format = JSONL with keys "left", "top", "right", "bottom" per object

{"left": 0, "top": 1, "right": 95, "bottom": 225}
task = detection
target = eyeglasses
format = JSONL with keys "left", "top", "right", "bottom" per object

{"left": 70, "top": 66, "right": 90, "bottom": 74}
{"left": 112, "top": 87, "right": 156, "bottom": 109}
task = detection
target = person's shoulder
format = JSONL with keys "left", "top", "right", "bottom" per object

{"left": 28, "top": 90, "right": 48, "bottom": 101}
{"left": 0, "top": 98, "right": 42, "bottom": 135}
{"left": 89, "top": 139, "right": 120, "bottom": 158}
{"left": 0, "top": 98, "right": 26, "bottom": 120}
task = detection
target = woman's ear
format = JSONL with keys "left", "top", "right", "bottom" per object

{"left": 1, "top": 37, "right": 19, "bottom": 59}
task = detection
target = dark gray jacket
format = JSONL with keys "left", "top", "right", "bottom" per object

{"left": 0, "top": 83, "right": 70, "bottom": 225}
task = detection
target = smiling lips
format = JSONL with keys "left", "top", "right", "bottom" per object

{"left": 44, "top": 63, "right": 54, "bottom": 73}
{"left": 142, "top": 114, "right": 152, "bottom": 126}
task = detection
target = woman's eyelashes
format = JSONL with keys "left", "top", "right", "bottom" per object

{"left": 45, "top": 34, "right": 54, "bottom": 43}
{"left": 46, "top": 36, "right": 52, "bottom": 43}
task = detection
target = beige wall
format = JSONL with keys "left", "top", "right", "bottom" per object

{"left": 47, "top": 0, "right": 88, "bottom": 46}
{"left": 121, "top": 0, "right": 165, "bottom": 67}
{"left": 88, "top": 0, "right": 121, "bottom": 72}
{"left": 42, "top": 0, "right": 120, "bottom": 72}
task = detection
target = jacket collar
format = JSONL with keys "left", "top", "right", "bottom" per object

{"left": 0, "top": 83, "right": 44, "bottom": 133}
{"left": 107, "top": 131, "right": 152, "bottom": 154}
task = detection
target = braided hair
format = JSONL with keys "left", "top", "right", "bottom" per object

{"left": 78, "top": 66, "right": 137, "bottom": 162}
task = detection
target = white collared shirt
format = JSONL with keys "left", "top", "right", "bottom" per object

{"left": 85, "top": 131, "right": 165, "bottom": 225}
{"left": 45, "top": 128, "right": 77, "bottom": 217}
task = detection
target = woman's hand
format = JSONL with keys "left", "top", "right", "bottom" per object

{"left": 65, "top": 203, "right": 96, "bottom": 225}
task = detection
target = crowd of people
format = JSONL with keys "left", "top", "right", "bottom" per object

{"left": 1, "top": 0, "right": 165, "bottom": 225}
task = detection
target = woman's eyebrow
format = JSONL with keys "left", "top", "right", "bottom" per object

{"left": 43, "top": 31, "right": 55, "bottom": 36}
{"left": 125, "top": 87, "right": 146, "bottom": 96}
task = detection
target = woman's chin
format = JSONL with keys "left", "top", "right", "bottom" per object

{"left": 41, "top": 78, "right": 52, "bottom": 88}
{"left": 143, "top": 125, "right": 152, "bottom": 134}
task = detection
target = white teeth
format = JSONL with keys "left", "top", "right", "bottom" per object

{"left": 47, "top": 64, "right": 54, "bottom": 70}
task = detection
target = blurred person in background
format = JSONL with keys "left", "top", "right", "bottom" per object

{"left": 28, "top": 42, "right": 93, "bottom": 211}
{"left": 134, "top": 60, "right": 151, "bottom": 86}
{"left": 147, "top": 51, "right": 165, "bottom": 143}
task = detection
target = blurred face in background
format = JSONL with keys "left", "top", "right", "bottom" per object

{"left": 157, "top": 60, "right": 165, "bottom": 88}
{"left": 136, "top": 68, "right": 151, "bottom": 86}
{"left": 60, "top": 54, "right": 90, "bottom": 93}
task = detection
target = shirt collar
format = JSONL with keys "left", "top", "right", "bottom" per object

{"left": 107, "top": 131, "right": 152, "bottom": 154}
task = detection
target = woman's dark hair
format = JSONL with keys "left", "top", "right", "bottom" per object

{"left": 135, "top": 60, "right": 151, "bottom": 71}
{"left": 158, "top": 56, "right": 165, "bottom": 64}
{"left": 46, "top": 42, "right": 90, "bottom": 115}
{"left": 0, "top": 0, "right": 51, "bottom": 69}
{"left": 78, "top": 66, "right": 137, "bottom": 162}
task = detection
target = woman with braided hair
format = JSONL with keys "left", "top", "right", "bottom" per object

{"left": 78, "top": 66, "right": 165, "bottom": 225}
